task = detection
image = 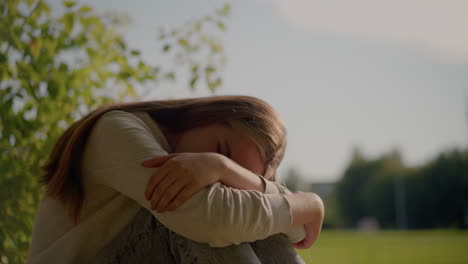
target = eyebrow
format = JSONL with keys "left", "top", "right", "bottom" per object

{"left": 224, "top": 139, "right": 231, "bottom": 159}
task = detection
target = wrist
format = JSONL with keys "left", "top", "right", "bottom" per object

{"left": 254, "top": 173, "right": 267, "bottom": 193}
{"left": 214, "top": 153, "right": 230, "bottom": 182}
{"left": 218, "top": 155, "right": 265, "bottom": 192}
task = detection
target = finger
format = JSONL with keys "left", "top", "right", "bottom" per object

{"left": 291, "top": 241, "right": 301, "bottom": 249}
{"left": 165, "top": 184, "right": 199, "bottom": 211}
{"left": 141, "top": 153, "right": 178, "bottom": 167}
{"left": 306, "top": 223, "right": 318, "bottom": 242}
{"left": 296, "top": 223, "right": 319, "bottom": 249}
{"left": 151, "top": 176, "right": 177, "bottom": 211}
{"left": 155, "top": 180, "right": 188, "bottom": 212}
{"left": 300, "top": 236, "right": 313, "bottom": 249}
{"left": 304, "top": 224, "right": 320, "bottom": 248}
{"left": 145, "top": 166, "right": 169, "bottom": 200}
{"left": 292, "top": 240, "right": 307, "bottom": 250}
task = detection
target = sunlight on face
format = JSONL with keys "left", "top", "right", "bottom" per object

{"left": 173, "top": 123, "right": 266, "bottom": 175}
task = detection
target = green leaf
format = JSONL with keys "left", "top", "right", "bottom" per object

{"left": 194, "top": 22, "right": 202, "bottom": 31}
{"left": 217, "top": 4, "right": 231, "bottom": 16}
{"left": 119, "top": 71, "right": 132, "bottom": 79}
{"left": 29, "top": 38, "right": 42, "bottom": 59}
{"left": 217, "top": 22, "right": 225, "bottom": 31}
{"left": 0, "top": 53, "right": 7, "bottom": 64}
{"left": 63, "top": 1, "right": 76, "bottom": 8}
{"left": 208, "top": 77, "right": 222, "bottom": 92}
{"left": 190, "top": 76, "right": 198, "bottom": 89}
{"left": 58, "top": 63, "right": 68, "bottom": 72}
{"left": 165, "top": 72, "right": 175, "bottom": 80}
{"left": 178, "top": 38, "right": 189, "bottom": 47}
{"left": 130, "top": 50, "right": 140, "bottom": 56}
{"left": 78, "top": 5, "right": 92, "bottom": 13}
{"left": 47, "top": 79, "right": 59, "bottom": 98}
{"left": 205, "top": 66, "right": 215, "bottom": 74}
{"left": 163, "top": 44, "right": 171, "bottom": 52}
{"left": 116, "top": 38, "right": 126, "bottom": 50}
{"left": 25, "top": 0, "right": 35, "bottom": 7}
{"left": 63, "top": 12, "right": 75, "bottom": 34}
{"left": 37, "top": 1, "right": 52, "bottom": 15}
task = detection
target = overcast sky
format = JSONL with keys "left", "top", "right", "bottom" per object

{"left": 67, "top": 0, "right": 468, "bottom": 182}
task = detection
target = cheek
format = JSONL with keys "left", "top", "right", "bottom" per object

{"left": 230, "top": 143, "right": 265, "bottom": 175}
{"left": 232, "top": 154, "right": 265, "bottom": 175}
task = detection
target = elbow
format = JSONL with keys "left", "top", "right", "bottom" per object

{"left": 311, "top": 192, "right": 325, "bottom": 219}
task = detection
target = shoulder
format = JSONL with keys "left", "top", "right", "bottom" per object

{"left": 99, "top": 110, "right": 141, "bottom": 123}
{"left": 94, "top": 110, "right": 148, "bottom": 133}
{"left": 87, "top": 109, "right": 157, "bottom": 149}
{"left": 82, "top": 109, "right": 165, "bottom": 172}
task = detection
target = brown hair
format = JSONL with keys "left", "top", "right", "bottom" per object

{"left": 40, "top": 95, "right": 287, "bottom": 222}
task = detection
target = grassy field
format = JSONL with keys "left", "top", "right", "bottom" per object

{"left": 297, "top": 230, "right": 468, "bottom": 264}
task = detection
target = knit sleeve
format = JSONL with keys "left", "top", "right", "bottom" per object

{"left": 83, "top": 110, "right": 305, "bottom": 247}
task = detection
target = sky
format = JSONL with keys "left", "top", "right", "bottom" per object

{"left": 62, "top": 0, "right": 467, "bottom": 182}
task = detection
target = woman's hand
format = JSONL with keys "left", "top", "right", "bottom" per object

{"left": 141, "top": 152, "right": 227, "bottom": 212}
{"left": 283, "top": 192, "right": 324, "bottom": 249}
{"left": 141, "top": 152, "right": 266, "bottom": 213}
{"left": 291, "top": 223, "right": 320, "bottom": 249}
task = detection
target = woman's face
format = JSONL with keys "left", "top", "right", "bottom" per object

{"left": 170, "top": 123, "right": 266, "bottom": 176}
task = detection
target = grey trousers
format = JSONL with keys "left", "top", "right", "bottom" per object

{"left": 93, "top": 208, "right": 305, "bottom": 264}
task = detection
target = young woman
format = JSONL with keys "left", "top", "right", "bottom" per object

{"left": 27, "top": 95, "right": 324, "bottom": 263}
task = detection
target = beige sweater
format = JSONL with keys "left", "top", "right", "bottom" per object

{"left": 27, "top": 110, "right": 305, "bottom": 263}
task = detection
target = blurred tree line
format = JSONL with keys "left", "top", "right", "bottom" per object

{"left": 336, "top": 147, "right": 468, "bottom": 229}
{"left": 0, "top": 0, "right": 229, "bottom": 262}
{"left": 284, "top": 147, "right": 468, "bottom": 230}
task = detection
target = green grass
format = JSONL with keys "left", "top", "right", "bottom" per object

{"left": 297, "top": 230, "right": 468, "bottom": 264}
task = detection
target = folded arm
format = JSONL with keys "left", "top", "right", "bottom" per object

{"left": 83, "top": 110, "right": 305, "bottom": 247}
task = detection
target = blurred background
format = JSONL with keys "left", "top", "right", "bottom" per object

{"left": 1, "top": 0, "right": 467, "bottom": 263}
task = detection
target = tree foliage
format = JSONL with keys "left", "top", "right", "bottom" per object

{"left": 405, "top": 149, "right": 468, "bottom": 229}
{"left": 154, "top": 3, "right": 229, "bottom": 92}
{"left": 335, "top": 147, "right": 468, "bottom": 229}
{"left": 0, "top": 0, "right": 229, "bottom": 262}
